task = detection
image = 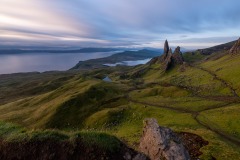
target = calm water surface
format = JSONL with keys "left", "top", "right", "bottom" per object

{"left": 0, "top": 52, "right": 117, "bottom": 74}
{"left": 0, "top": 52, "right": 151, "bottom": 75}
{"left": 104, "top": 58, "right": 151, "bottom": 67}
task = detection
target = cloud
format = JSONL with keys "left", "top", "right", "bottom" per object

{"left": 1, "top": 0, "right": 240, "bottom": 48}
{"left": 0, "top": 0, "right": 93, "bottom": 37}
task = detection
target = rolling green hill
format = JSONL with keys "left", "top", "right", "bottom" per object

{"left": 0, "top": 39, "right": 240, "bottom": 159}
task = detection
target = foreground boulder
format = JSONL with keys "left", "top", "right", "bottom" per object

{"left": 229, "top": 38, "right": 240, "bottom": 54}
{"left": 139, "top": 118, "right": 190, "bottom": 160}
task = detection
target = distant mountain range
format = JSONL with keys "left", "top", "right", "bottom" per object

{"left": 196, "top": 40, "right": 237, "bottom": 55}
{"left": 0, "top": 48, "right": 121, "bottom": 54}
{"left": 0, "top": 47, "right": 164, "bottom": 54}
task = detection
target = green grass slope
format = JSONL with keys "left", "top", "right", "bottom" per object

{"left": 200, "top": 54, "right": 240, "bottom": 95}
{"left": 46, "top": 82, "right": 127, "bottom": 129}
{"left": 0, "top": 121, "right": 129, "bottom": 160}
{"left": 0, "top": 42, "right": 240, "bottom": 159}
{"left": 0, "top": 76, "right": 100, "bottom": 128}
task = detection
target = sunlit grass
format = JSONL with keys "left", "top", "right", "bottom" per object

{"left": 199, "top": 104, "right": 240, "bottom": 139}
{"left": 201, "top": 54, "right": 240, "bottom": 95}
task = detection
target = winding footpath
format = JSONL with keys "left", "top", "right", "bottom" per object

{"left": 127, "top": 95, "right": 240, "bottom": 147}
{"left": 125, "top": 63, "right": 240, "bottom": 147}
{"left": 191, "top": 64, "right": 239, "bottom": 97}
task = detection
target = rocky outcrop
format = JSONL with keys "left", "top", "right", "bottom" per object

{"left": 139, "top": 118, "right": 190, "bottom": 160}
{"left": 172, "top": 46, "right": 184, "bottom": 64}
{"left": 161, "top": 41, "right": 185, "bottom": 71}
{"left": 229, "top": 38, "right": 240, "bottom": 54}
{"left": 149, "top": 40, "right": 184, "bottom": 72}
{"left": 155, "top": 40, "right": 174, "bottom": 71}
{"left": 162, "top": 48, "right": 173, "bottom": 71}
{"left": 163, "top": 40, "right": 170, "bottom": 59}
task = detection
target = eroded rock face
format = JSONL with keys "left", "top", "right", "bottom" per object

{"left": 148, "top": 40, "right": 184, "bottom": 72}
{"left": 172, "top": 46, "right": 184, "bottom": 64}
{"left": 163, "top": 48, "right": 173, "bottom": 71}
{"left": 163, "top": 41, "right": 184, "bottom": 70}
{"left": 164, "top": 40, "right": 170, "bottom": 56}
{"left": 229, "top": 38, "right": 240, "bottom": 54}
{"left": 139, "top": 118, "right": 190, "bottom": 160}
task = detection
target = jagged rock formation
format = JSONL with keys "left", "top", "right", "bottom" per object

{"left": 229, "top": 38, "right": 240, "bottom": 54}
{"left": 172, "top": 46, "right": 184, "bottom": 64}
{"left": 163, "top": 40, "right": 170, "bottom": 59}
{"left": 162, "top": 48, "right": 173, "bottom": 71}
{"left": 148, "top": 40, "right": 171, "bottom": 65}
{"left": 149, "top": 40, "right": 184, "bottom": 71}
{"left": 139, "top": 118, "right": 190, "bottom": 160}
{"left": 161, "top": 40, "right": 184, "bottom": 71}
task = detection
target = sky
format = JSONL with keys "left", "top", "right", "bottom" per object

{"left": 1, "top": 0, "right": 240, "bottom": 49}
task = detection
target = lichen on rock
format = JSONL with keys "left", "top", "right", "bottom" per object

{"left": 139, "top": 118, "right": 190, "bottom": 160}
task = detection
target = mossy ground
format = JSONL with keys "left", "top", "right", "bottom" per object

{"left": 0, "top": 121, "right": 121, "bottom": 152}
{"left": 199, "top": 104, "right": 240, "bottom": 139}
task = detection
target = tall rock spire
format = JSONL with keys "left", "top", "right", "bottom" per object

{"left": 172, "top": 46, "right": 184, "bottom": 64}
{"left": 149, "top": 40, "right": 185, "bottom": 72}
{"left": 163, "top": 40, "right": 170, "bottom": 60}
{"left": 164, "top": 40, "right": 169, "bottom": 54}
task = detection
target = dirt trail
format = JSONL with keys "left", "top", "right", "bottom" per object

{"left": 192, "top": 65, "right": 239, "bottom": 97}
{"left": 127, "top": 96, "right": 240, "bottom": 147}
{"left": 126, "top": 64, "right": 240, "bottom": 147}
{"left": 193, "top": 114, "right": 240, "bottom": 147}
{"left": 128, "top": 97, "right": 195, "bottom": 114}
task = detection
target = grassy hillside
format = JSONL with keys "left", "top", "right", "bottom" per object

{"left": 45, "top": 82, "right": 127, "bottom": 129}
{"left": 0, "top": 42, "right": 240, "bottom": 159}
{"left": 200, "top": 54, "right": 240, "bottom": 95}
{"left": 0, "top": 71, "right": 76, "bottom": 105}
{"left": 0, "top": 121, "right": 132, "bottom": 160}
{"left": 195, "top": 40, "right": 236, "bottom": 55}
